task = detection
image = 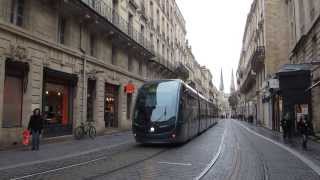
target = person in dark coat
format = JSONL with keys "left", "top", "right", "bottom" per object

{"left": 297, "top": 116, "right": 310, "bottom": 150}
{"left": 28, "top": 108, "right": 44, "bottom": 150}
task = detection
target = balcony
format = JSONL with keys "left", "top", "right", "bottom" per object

{"left": 251, "top": 46, "right": 265, "bottom": 72}
{"left": 239, "top": 63, "right": 256, "bottom": 94}
{"left": 149, "top": 53, "right": 176, "bottom": 76}
{"left": 139, "top": 5, "right": 147, "bottom": 21}
{"left": 175, "top": 62, "right": 189, "bottom": 80}
{"left": 78, "top": 0, "right": 154, "bottom": 57}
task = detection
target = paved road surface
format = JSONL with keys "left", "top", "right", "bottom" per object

{"left": 1, "top": 119, "right": 320, "bottom": 180}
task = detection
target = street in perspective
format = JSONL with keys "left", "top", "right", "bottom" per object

{"left": 0, "top": 0, "right": 320, "bottom": 180}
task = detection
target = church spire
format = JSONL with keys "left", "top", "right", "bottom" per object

{"left": 219, "top": 68, "right": 224, "bottom": 92}
{"left": 230, "top": 69, "right": 236, "bottom": 93}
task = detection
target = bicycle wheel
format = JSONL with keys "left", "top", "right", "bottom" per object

{"left": 88, "top": 126, "right": 96, "bottom": 139}
{"left": 74, "top": 127, "right": 85, "bottom": 140}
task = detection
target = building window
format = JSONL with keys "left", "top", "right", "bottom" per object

{"left": 128, "top": 13, "right": 133, "bottom": 36}
{"left": 149, "top": 1, "right": 154, "bottom": 22}
{"left": 111, "top": 45, "right": 117, "bottom": 65}
{"left": 128, "top": 55, "right": 133, "bottom": 71}
{"left": 89, "top": 34, "right": 96, "bottom": 57}
{"left": 10, "top": 0, "right": 25, "bottom": 27}
{"left": 150, "top": 33, "right": 154, "bottom": 50}
{"left": 138, "top": 60, "right": 143, "bottom": 75}
{"left": 58, "top": 16, "right": 66, "bottom": 44}
{"left": 312, "top": 36, "right": 318, "bottom": 61}
{"left": 162, "top": 44, "right": 165, "bottom": 57}
{"left": 140, "top": 25, "right": 145, "bottom": 43}
{"left": 157, "top": 39, "right": 160, "bottom": 54}
{"left": 298, "top": 0, "right": 305, "bottom": 34}
{"left": 309, "top": 0, "right": 315, "bottom": 20}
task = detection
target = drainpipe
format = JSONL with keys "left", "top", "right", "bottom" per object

{"left": 80, "top": 23, "right": 87, "bottom": 123}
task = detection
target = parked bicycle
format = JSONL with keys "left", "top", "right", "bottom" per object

{"left": 74, "top": 121, "right": 96, "bottom": 140}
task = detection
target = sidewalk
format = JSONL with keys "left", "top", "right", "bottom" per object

{"left": 0, "top": 130, "right": 134, "bottom": 171}
{"left": 238, "top": 120, "right": 320, "bottom": 166}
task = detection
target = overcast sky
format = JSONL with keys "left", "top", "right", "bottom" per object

{"left": 176, "top": 0, "right": 253, "bottom": 93}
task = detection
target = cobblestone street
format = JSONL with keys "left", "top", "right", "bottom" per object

{"left": 0, "top": 119, "right": 319, "bottom": 180}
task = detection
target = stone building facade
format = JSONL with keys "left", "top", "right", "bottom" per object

{"left": 237, "top": 0, "right": 290, "bottom": 129}
{"left": 287, "top": 0, "right": 320, "bottom": 132}
{"left": 0, "top": 0, "right": 216, "bottom": 146}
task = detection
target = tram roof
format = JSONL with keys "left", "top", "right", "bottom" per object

{"left": 144, "top": 79, "right": 213, "bottom": 104}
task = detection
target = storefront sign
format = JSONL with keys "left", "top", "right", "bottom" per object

{"left": 124, "top": 83, "right": 135, "bottom": 94}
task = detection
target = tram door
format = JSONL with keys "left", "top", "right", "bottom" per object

{"left": 104, "top": 83, "right": 119, "bottom": 128}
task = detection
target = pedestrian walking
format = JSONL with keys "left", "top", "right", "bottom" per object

{"left": 28, "top": 108, "right": 44, "bottom": 151}
{"left": 297, "top": 116, "right": 311, "bottom": 150}
{"left": 281, "top": 113, "right": 289, "bottom": 139}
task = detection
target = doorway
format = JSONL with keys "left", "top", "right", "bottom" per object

{"left": 42, "top": 68, "right": 77, "bottom": 137}
{"left": 104, "top": 83, "right": 119, "bottom": 128}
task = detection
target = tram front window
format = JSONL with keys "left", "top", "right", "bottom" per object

{"left": 134, "top": 81, "right": 179, "bottom": 123}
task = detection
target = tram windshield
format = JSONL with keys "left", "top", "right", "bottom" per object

{"left": 134, "top": 81, "right": 179, "bottom": 123}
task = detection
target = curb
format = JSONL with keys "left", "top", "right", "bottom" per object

{"left": 0, "top": 129, "right": 131, "bottom": 152}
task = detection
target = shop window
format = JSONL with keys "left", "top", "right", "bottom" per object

{"left": 42, "top": 68, "right": 77, "bottom": 137}
{"left": 10, "top": 0, "right": 25, "bottom": 27}
{"left": 127, "top": 94, "right": 132, "bottom": 119}
{"left": 105, "top": 83, "right": 118, "bottom": 128}
{"left": 87, "top": 80, "right": 96, "bottom": 122}
{"left": 43, "top": 83, "right": 70, "bottom": 125}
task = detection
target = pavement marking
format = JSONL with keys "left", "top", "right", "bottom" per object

{"left": 9, "top": 141, "right": 132, "bottom": 180}
{"left": 0, "top": 140, "right": 132, "bottom": 171}
{"left": 158, "top": 161, "right": 192, "bottom": 166}
{"left": 235, "top": 120, "right": 320, "bottom": 177}
{"left": 10, "top": 156, "right": 110, "bottom": 180}
{"left": 194, "top": 125, "right": 227, "bottom": 180}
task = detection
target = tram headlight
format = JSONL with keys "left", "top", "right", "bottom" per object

{"left": 172, "top": 133, "right": 176, "bottom": 139}
{"left": 150, "top": 127, "right": 155, "bottom": 133}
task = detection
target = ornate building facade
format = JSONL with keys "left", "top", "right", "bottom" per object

{"left": 0, "top": 0, "right": 217, "bottom": 146}
{"left": 237, "top": 0, "right": 290, "bottom": 129}
{"left": 287, "top": 0, "right": 320, "bottom": 132}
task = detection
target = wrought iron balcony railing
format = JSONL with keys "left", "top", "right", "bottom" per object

{"left": 80, "top": 0, "right": 153, "bottom": 54}
{"left": 251, "top": 46, "right": 265, "bottom": 71}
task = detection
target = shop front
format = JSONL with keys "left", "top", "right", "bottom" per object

{"left": 277, "top": 64, "right": 312, "bottom": 134}
{"left": 42, "top": 68, "right": 78, "bottom": 137}
{"left": 104, "top": 83, "right": 119, "bottom": 128}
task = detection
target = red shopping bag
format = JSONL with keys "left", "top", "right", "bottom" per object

{"left": 22, "top": 130, "right": 30, "bottom": 146}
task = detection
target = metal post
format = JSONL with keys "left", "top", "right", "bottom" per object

{"left": 80, "top": 23, "right": 87, "bottom": 123}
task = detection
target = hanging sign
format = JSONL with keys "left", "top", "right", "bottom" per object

{"left": 124, "top": 83, "right": 135, "bottom": 94}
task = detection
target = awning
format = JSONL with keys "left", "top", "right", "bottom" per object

{"left": 44, "top": 67, "right": 78, "bottom": 86}
{"left": 277, "top": 64, "right": 312, "bottom": 76}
